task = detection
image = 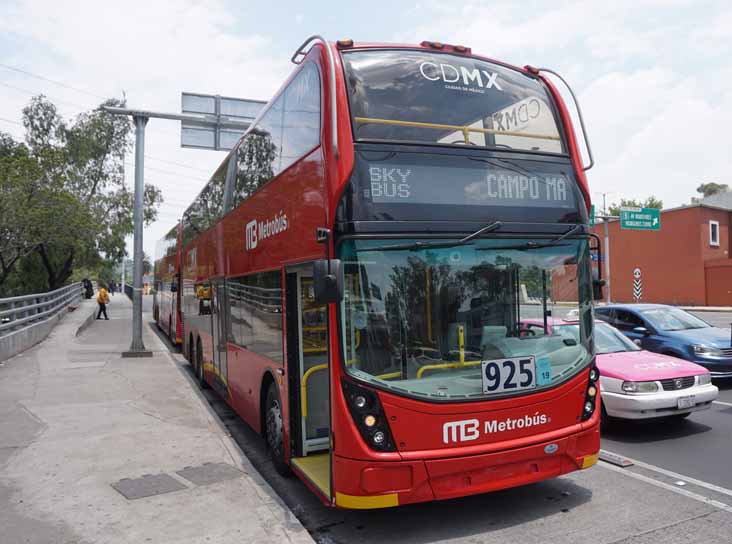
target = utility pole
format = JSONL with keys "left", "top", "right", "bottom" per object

{"left": 603, "top": 217, "right": 611, "bottom": 304}
{"left": 118, "top": 114, "right": 152, "bottom": 357}
{"left": 102, "top": 105, "right": 252, "bottom": 358}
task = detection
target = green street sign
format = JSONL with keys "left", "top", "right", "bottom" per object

{"left": 620, "top": 207, "right": 661, "bottom": 230}
{"left": 589, "top": 204, "right": 595, "bottom": 227}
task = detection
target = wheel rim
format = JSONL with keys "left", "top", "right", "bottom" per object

{"left": 266, "top": 396, "right": 283, "bottom": 458}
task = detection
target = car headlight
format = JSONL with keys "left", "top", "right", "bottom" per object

{"left": 698, "top": 373, "right": 712, "bottom": 385}
{"left": 691, "top": 344, "right": 724, "bottom": 357}
{"left": 621, "top": 381, "right": 659, "bottom": 393}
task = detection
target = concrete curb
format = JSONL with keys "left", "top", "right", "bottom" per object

{"left": 74, "top": 300, "right": 98, "bottom": 336}
{"left": 163, "top": 348, "right": 315, "bottom": 543}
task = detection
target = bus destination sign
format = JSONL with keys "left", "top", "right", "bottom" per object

{"left": 366, "top": 164, "right": 575, "bottom": 209}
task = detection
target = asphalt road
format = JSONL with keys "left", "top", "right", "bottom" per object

{"left": 587, "top": 309, "right": 732, "bottom": 489}
{"left": 602, "top": 388, "right": 732, "bottom": 488}
{"left": 149, "top": 311, "right": 732, "bottom": 543}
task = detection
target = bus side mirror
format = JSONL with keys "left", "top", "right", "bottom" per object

{"left": 592, "top": 279, "right": 605, "bottom": 301}
{"left": 170, "top": 283, "right": 178, "bottom": 293}
{"left": 313, "top": 259, "right": 343, "bottom": 304}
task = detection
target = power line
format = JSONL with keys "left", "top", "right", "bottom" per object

{"left": 0, "top": 80, "right": 92, "bottom": 111}
{"left": 0, "top": 62, "right": 107, "bottom": 100}
{"left": 145, "top": 154, "right": 212, "bottom": 174}
{"left": 0, "top": 116, "right": 23, "bottom": 126}
{"left": 124, "top": 162, "right": 209, "bottom": 183}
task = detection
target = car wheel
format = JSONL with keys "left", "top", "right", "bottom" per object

{"left": 265, "top": 382, "right": 290, "bottom": 477}
{"left": 600, "top": 402, "right": 614, "bottom": 432}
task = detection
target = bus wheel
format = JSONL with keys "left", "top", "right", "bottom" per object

{"left": 187, "top": 334, "right": 194, "bottom": 363}
{"left": 265, "top": 382, "right": 290, "bottom": 477}
{"left": 196, "top": 339, "right": 208, "bottom": 389}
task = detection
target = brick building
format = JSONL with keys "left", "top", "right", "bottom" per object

{"left": 594, "top": 204, "right": 732, "bottom": 306}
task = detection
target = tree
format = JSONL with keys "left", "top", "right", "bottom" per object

{"left": 696, "top": 182, "right": 728, "bottom": 198}
{"left": 142, "top": 252, "right": 153, "bottom": 275}
{"left": 0, "top": 95, "right": 163, "bottom": 295}
{"left": 608, "top": 196, "right": 663, "bottom": 217}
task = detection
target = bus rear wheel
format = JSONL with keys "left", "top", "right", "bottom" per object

{"left": 196, "top": 339, "right": 207, "bottom": 389}
{"left": 265, "top": 382, "right": 290, "bottom": 477}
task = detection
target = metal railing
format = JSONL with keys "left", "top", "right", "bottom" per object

{"left": 0, "top": 283, "right": 84, "bottom": 337}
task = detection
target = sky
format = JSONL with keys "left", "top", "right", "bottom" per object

{"left": 1, "top": 0, "right": 730, "bottom": 259}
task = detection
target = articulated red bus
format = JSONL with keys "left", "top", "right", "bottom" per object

{"left": 154, "top": 36, "right": 602, "bottom": 509}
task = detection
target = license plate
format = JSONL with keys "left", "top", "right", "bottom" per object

{"left": 677, "top": 396, "right": 695, "bottom": 409}
{"left": 481, "top": 357, "right": 536, "bottom": 394}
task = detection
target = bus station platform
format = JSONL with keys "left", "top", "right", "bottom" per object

{"left": 0, "top": 295, "right": 313, "bottom": 544}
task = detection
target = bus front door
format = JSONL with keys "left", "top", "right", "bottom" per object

{"left": 210, "top": 278, "right": 229, "bottom": 395}
{"left": 286, "top": 268, "right": 331, "bottom": 501}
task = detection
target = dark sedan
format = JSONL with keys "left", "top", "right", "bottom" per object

{"left": 595, "top": 304, "right": 732, "bottom": 378}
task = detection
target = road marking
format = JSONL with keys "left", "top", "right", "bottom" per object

{"left": 601, "top": 449, "right": 732, "bottom": 500}
{"left": 599, "top": 462, "right": 732, "bottom": 514}
{"left": 713, "top": 400, "right": 732, "bottom": 407}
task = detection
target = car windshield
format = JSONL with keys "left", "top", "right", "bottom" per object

{"left": 640, "top": 307, "right": 709, "bottom": 331}
{"left": 338, "top": 237, "right": 593, "bottom": 400}
{"left": 554, "top": 322, "right": 639, "bottom": 354}
{"left": 342, "top": 50, "right": 564, "bottom": 154}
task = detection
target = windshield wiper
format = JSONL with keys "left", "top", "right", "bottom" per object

{"left": 476, "top": 224, "right": 584, "bottom": 251}
{"left": 358, "top": 221, "right": 503, "bottom": 252}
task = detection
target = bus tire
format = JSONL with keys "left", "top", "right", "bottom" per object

{"left": 187, "top": 334, "right": 194, "bottom": 363}
{"left": 196, "top": 338, "right": 208, "bottom": 389}
{"left": 265, "top": 382, "right": 290, "bottom": 477}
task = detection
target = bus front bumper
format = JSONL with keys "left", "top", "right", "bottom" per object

{"left": 332, "top": 424, "right": 600, "bottom": 509}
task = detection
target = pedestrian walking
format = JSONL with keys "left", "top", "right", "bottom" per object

{"left": 109, "top": 281, "right": 116, "bottom": 296}
{"left": 96, "top": 285, "right": 110, "bottom": 320}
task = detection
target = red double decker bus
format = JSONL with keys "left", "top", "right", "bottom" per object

{"left": 155, "top": 36, "right": 602, "bottom": 509}
{"left": 153, "top": 224, "right": 182, "bottom": 345}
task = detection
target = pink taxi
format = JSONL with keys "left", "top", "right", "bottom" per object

{"left": 524, "top": 318, "right": 718, "bottom": 422}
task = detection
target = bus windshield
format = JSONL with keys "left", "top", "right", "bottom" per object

{"left": 342, "top": 50, "right": 564, "bottom": 154}
{"left": 338, "top": 237, "right": 593, "bottom": 401}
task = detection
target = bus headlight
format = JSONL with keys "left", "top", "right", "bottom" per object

{"left": 622, "top": 381, "right": 659, "bottom": 393}
{"left": 698, "top": 373, "right": 712, "bottom": 386}
{"left": 342, "top": 379, "right": 396, "bottom": 452}
{"left": 581, "top": 365, "right": 600, "bottom": 421}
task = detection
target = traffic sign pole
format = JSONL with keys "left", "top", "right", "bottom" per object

{"left": 604, "top": 217, "right": 611, "bottom": 303}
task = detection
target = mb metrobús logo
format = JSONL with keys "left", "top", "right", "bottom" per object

{"left": 245, "top": 211, "right": 289, "bottom": 251}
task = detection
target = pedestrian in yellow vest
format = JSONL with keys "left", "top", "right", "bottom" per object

{"left": 96, "top": 286, "right": 110, "bottom": 320}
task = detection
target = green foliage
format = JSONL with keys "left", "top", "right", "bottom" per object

{"left": 608, "top": 196, "right": 663, "bottom": 217}
{"left": 0, "top": 95, "right": 163, "bottom": 296}
{"left": 696, "top": 182, "right": 728, "bottom": 198}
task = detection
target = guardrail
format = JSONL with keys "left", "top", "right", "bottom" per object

{"left": 0, "top": 283, "right": 84, "bottom": 338}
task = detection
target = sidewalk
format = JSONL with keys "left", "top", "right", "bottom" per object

{"left": 0, "top": 295, "right": 313, "bottom": 544}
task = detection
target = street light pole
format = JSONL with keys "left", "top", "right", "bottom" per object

{"left": 101, "top": 105, "right": 253, "bottom": 357}
{"left": 124, "top": 115, "right": 151, "bottom": 357}
{"left": 603, "top": 217, "right": 611, "bottom": 304}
